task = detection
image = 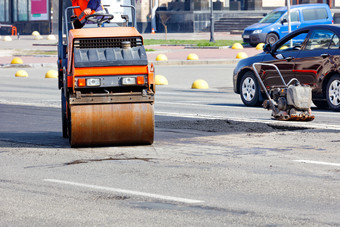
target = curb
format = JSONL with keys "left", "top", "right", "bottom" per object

{"left": 13, "top": 55, "right": 57, "bottom": 58}
{"left": 150, "top": 59, "right": 240, "bottom": 65}
{"left": 184, "top": 46, "right": 230, "bottom": 49}
{"left": 148, "top": 44, "right": 230, "bottom": 49}
{"left": 0, "top": 63, "right": 56, "bottom": 68}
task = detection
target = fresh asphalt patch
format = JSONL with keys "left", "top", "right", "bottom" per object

{"left": 0, "top": 103, "right": 331, "bottom": 148}
{"left": 156, "top": 119, "right": 309, "bottom": 134}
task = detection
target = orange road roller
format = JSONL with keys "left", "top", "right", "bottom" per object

{"left": 58, "top": 1, "right": 155, "bottom": 147}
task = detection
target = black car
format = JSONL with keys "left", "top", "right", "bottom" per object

{"left": 233, "top": 25, "right": 340, "bottom": 111}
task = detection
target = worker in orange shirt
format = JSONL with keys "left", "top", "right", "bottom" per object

{"left": 72, "top": 0, "right": 104, "bottom": 28}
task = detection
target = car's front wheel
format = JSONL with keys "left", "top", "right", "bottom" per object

{"left": 266, "top": 33, "right": 278, "bottom": 45}
{"left": 326, "top": 74, "right": 340, "bottom": 111}
{"left": 240, "top": 71, "right": 261, "bottom": 106}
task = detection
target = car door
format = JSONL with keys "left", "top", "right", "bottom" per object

{"left": 278, "top": 10, "right": 301, "bottom": 38}
{"left": 259, "top": 30, "right": 309, "bottom": 88}
{"left": 293, "top": 29, "right": 340, "bottom": 89}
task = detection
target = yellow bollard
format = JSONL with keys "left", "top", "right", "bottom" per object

{"left": 187, "top": 53, "right": 199, "bottom": 60}
{"left": 32, "top": 31, "right": 40, "bottom": 36}
{"left": 191, "top": 79, "right": 209, "bottom": 89}
{"left": 155, "top": 75, "right": 168, "bottom": 85}
{"left": 4, "top": 36, "right": 12, "bottom": 42}
{"left": 231, "top": 43, "right": 243, "bottom": 50}
{"left": 11, "top": 57, "right": 23, "bottom": 64}
{"left": 34, "top": 35, "right": 43, "bottom": 40}
{"left": 45, "top": 70, "right": 58, "bottom": 79}
{"left": 256, "top": 43, "right": 265, "bottom": 50}
{"left": 47, "top": 35, "right": 56, "bottom": 40}
{"left": 236, "top": 52, "right": 248, "bottom": 59}
{"left": 15, "top": 70, "right": 28, "bottom": 78}
{"left": 156, "top": 54, "right": 168, "bottom": 61}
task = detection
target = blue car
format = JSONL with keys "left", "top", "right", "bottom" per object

{"left": 242, "top": 4, "right": 333, "bottom": 46}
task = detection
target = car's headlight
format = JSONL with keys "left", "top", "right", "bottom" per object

{"left": 253, "top": 30, "right": 262, "bottom": 34}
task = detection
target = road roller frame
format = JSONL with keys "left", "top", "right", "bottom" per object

{"left": 58, "top": 0, "right": 155, "bottom": 147}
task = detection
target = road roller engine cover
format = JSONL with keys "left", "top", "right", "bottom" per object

{"left": 58, "top": 1, "right": 155, "bottom": 147}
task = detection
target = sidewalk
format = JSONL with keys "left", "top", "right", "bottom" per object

{"left": 0, "top": 33, "right": 261, "bottom": 67}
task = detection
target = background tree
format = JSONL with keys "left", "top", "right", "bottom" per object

{"left": 159, "top": 13, "right": 171, "bottom": 40}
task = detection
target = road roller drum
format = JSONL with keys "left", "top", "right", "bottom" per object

{"left": 69, "top": 103, "right": 154, "bottom": 147}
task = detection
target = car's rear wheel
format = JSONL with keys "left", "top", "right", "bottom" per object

{"left": 266, "top": 33, "right": 278, "bottom": 45}
{"left": 326, "top": 74, "right": 340, "bottom": 111}
{"left": 240, "top": 71, "right": 261, "bottom": 106}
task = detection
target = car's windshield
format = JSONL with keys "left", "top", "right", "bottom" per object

{"left": 259, "top": 11, "right": 285, "bottom": 23}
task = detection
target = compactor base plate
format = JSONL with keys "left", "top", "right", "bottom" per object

{"left": 272, "top": 113, "right": 315, "bottom": 121}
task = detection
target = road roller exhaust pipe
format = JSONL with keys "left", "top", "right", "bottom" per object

{"left": 58, "top": 1, "right": 155, "bottom": 147}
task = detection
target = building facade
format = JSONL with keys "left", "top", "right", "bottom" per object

{"left": 1, "top": 0, "right": 340, "bottom": 35}
{"left": 0, "top": 0, "right": 51, "bottom": 35}
{"left": 147, "top": 0, "right": 340, "bottom": 33}
{"left": 227, "top": 0, "right": 336, "bottom": 10}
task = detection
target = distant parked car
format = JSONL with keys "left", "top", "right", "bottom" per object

{"left": 242, "top": 4, "right": 333, "bottom": 46}
{"left": 233, "top": 25, "right": 340, "bottom": 111}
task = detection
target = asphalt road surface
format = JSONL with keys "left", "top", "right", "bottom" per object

{"left": 0, "top": 65, "right": 339, "bottom": 226}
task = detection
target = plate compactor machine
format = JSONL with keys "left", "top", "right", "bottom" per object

{"left": 58, "top": 0, "right": 155, "bottom": 147}
{"left": 253, "top": 63, "right": 314, "bottom": 121}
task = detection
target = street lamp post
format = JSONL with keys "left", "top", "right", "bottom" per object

{"left": 210, "top": 0, "right": 215, "bottom": 42}
{"left": 287, "top": 0, "right": 292, "bottom": 47}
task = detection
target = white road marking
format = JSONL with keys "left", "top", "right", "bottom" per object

{"left": 44, "top": 179, "right": 204, "bottom": 204}
{"left": 157, "top": 101, "right": 340, "bottom": 116}
{"left": 294, "top": 160, "right": 340, "bottom": 167}
{"left": 0, "top": 100, "right": 60, "bottom": 108}
{"left": 157, "top": 101, "right": 247, "bottom": 110}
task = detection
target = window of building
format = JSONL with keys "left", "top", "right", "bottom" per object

{"left": 13, "top": 0, "right": 31, "bottom": 22}
{"left": 0, "top": 0, "right": 10, "bottom": 22}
